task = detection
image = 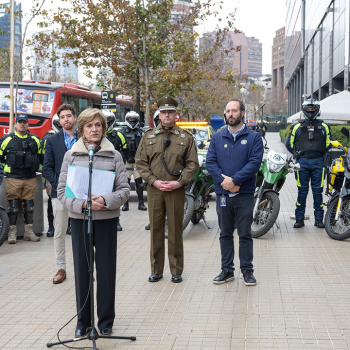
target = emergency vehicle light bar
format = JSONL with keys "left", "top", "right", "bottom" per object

{"left": 176, "top": 121, "right": 208, "bottom": 126}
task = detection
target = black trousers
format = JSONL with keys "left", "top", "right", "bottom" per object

{"left": 215, "top": 193, "right": 254, "bottom": 272}
{"left": 71, "top": 217, "right": 118, "bottom": 331}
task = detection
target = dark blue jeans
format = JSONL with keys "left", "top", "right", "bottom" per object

{"left": 294, "top": 157, "right": 325, "bottom": 221}
{"left": 215, "top": 193, "right": 254, "bottom": 272}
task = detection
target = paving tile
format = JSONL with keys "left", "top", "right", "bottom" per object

{"left": 2, "top": 133, "right": 350, "bottom": 349}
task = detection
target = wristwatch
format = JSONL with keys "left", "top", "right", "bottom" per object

{"left": 231, "top": 177, "right": 235, "bottom": 185}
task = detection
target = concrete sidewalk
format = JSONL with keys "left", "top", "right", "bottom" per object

{"left": 1, "top": 132, "right": 350, "bottom": 349}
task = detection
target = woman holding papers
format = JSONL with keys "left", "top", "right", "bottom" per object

{"left": 57, "top": 108, "right": 130, "bottom": 338}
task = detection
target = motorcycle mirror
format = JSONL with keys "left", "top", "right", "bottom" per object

{"left": 341, "top": 127, "right": 349, "bottom": 146}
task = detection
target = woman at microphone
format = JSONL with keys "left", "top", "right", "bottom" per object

{"left": 57, "top": 108, "right": 129, "bottom": 337}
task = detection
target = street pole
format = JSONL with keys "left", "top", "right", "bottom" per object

{"left": 9, "top": 0, "right": 15, "bottom": 133}
{"left": 136, "top": 48, "right": 140, "bottom": 115}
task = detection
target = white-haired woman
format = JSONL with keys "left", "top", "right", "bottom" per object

{"left": 57, "top": 108, "right": 129, "bottom": 337}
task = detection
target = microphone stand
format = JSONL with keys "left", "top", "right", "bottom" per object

{"left": 47, "top": 148, "right": 136, "bottom": 349}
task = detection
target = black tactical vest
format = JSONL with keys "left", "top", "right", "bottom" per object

{"left": 294, "top": 119, "right": 325, "bottom": 154}
{"left": 5, "top": 133, "right": 40, "bottom": 173}
{"left": 107, "top": 130, "right": 123, "bottom": 152}
{"left": 122, "top": 127, "right": 142, "bottom": 163}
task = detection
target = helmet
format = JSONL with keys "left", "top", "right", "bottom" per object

{"left": 153, "top": 110, "right": 160, "bottom": 127}
{"left": 52, "top": 115, "right": 62, "bottom": 133}
{"left": 102, "top": 109, "right": 116, "bottom": 133}
{"left": 125, "top": 111, "right": 140, "bottom": 129}
{"left": 302, "top": 98, "right": 321, "bottom": 122}
{"left": 223, "top": 109, "right": 228, "bottom": 125}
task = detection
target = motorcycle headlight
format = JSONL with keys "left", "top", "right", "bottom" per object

{"left": 267, "top": 159, "right": 285, "bottom": 173}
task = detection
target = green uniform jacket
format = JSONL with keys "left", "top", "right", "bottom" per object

{"left": 135, "top": 123, "right": 199, "bottom": 187}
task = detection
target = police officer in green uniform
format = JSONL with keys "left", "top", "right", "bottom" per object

{"left": 0, "top": 114, "right": 42, "bottom": 244}
{"left": 136, "top": 96, "right": 199, "bottom": 283}
{"left": 103, "top": 109, "right": 127, "bottom": 231}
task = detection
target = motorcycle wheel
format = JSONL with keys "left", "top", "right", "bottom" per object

{"left": 251, "top": 191, "right": 280, "bottom": 238}
{"left": 165, "top": 194, "right": 195, "bottom": 239}
{"left": 0, "top": 208, "right": 10, "bottom": 247}
{"left": 324, "top": 196, "right": 350, "bottom": 240}
{"left": 191, "top": 210, "right": 203, "bottom": 224}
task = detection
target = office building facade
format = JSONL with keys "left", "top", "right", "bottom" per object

{"left": 285, "top": 0, "right": 350, "bottom": 115}
{"left": 200, "top": 31, "right": 263, "bottom": 78}
{"left": 0, "top": 1, "right": 22, "bottom": 71}
{"left": 272, "top": 27, "right": 287, "bottom": 100}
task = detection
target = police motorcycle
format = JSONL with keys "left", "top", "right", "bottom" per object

{"left": 252, "top": 135, "right": 300, "bottom": 238}
{"left": 0, "top": 204, "right": 10, "bottom": 247}
{"left": 323, "top": 127, "right": 350, "bottom": 240}
{"left": 164, "top": 148, "right": 214, "bottom": 238}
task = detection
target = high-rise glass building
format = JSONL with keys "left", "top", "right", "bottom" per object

{"left": 285, "top": 0, "right": 350, "bottom": 115}
{"left": 0, "top": 1, "right": 22, "bottom": 60}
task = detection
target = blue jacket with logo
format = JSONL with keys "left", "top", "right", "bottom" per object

{"left": 206, "top": 125, "right": 264, "bottom": 195}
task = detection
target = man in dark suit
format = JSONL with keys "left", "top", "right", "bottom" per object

{"left": 43, "top": 104, "right": 78, "bottom": 284}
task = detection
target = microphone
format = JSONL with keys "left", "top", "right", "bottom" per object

{"left": 88, "top": 145, "right": 95, "bottom": 162}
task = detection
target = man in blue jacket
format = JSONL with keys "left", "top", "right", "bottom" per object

{"left": 206, "top": 99, "right": 263, "bottom": 286}
{"left": 43, "top": 104, "right": 78, "bottom": 284}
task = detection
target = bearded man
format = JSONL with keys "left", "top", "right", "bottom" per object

{"left": 206, "top": 99, "right": 264, "bottom": 286}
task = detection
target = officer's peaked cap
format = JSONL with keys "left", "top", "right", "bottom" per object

{"left": 157, "top": 96, "right": 178, "bottom": 111}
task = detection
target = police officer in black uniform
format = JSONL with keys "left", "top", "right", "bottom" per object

{"left": 286, "top": 99, "right": 332, "bottom": 228}
{"left": 120, "top": 111, "right": 147, "bottom": 211}
{"left": 0, "top": 114, "right": 42, "bottom": 244}
{"left": 103, "top": 109, "right": 128, "bottom": 231}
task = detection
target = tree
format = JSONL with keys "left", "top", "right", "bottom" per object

{"left": 33, "top": 0, "right": 237, "bottom": 124}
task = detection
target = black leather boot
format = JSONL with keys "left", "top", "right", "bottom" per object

{"left": 122, "top": 200, "right": 129, "bottom": 211}
{"left": 314, "top": 220, "right": 325, "bottom": 228}
{"left": 122, "top": 179, "right": 131, "bottom": 211}
{"left": 135, "top": 178, "right": 147, "bottom": 211}
{"left": 138, "top": 199, "right": 147, "bottom": 211}
{"left": 116, "top": 217, "right": 122, "bottom": 231}
{"left": 294, "top": 220, "right": 304, "bottom": 228}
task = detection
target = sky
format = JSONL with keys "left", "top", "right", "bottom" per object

{"left": 15, "top": 0, "right": 286, "bottom": 77}
{"left": 199, "top": 0, "right": 286, "bottom": 75}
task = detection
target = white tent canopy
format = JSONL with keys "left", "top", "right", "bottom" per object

{"left": 287, "top": 90, "right": 350, "bottom": 123}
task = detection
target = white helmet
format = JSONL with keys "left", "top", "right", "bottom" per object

{"left": 52, "top": 115, "right": 62, "bottom": 133}
{"left": 153, "top": 110, "right": 161, "bottom": 127}
{"left": 102, "top": 109, "right": 116, "bottom": 133}
{"left": 125, "top": 111, "right": 140, "bottom": 129}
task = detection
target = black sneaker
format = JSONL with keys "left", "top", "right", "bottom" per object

{"left": 213, "top": 269, "right": 235, "bottom": 285}
{"left": 242, "top": 270, "right": 256, "bottom": 286}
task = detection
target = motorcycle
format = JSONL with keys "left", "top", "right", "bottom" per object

{"left": 324, "top": 127, "right": 350, "bottom": 240}
{"left": 165, "top": 149, "right": 214, "bottom": 238}
{"left": 0, "top": 205, "right": 10, "bottom": 247}
{"left": 252, "top": 138, "right": 300, "bottom": 238}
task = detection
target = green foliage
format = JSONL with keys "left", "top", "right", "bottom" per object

{"left": 329, "top": 125, "right": 350, "bottom": 146}
{"left": 279, "top": 124, "right": 291, "bottom": 141}
{"left": 279, "top": 124, "right": 350, "bottom": 146}
{"left": 265, "top": 123, "right": 287, "bottom": 127}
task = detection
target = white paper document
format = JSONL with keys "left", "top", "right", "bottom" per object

{"left": 65, "top": 165, "right": 115, "bottom": 199}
